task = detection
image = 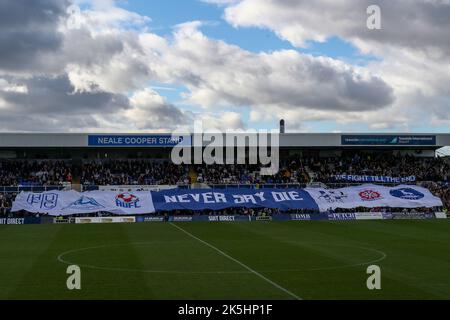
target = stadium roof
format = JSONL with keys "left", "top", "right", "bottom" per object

{"left": 0, "top": 133, "right": 449, "bottom": 148}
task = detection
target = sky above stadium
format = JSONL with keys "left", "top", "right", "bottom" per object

{"left": 0, "top": 0, "right": 449, "bottom": 134}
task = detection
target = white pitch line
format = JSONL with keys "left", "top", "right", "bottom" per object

{"left": 169, "top": 222, "right": 302, "bottom": 300}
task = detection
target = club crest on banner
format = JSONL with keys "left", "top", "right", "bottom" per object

{"left": 63, "top": 196, "right": 105, "bottom": 211}
{"left": 26, "top": 193, "right": 58, "bottom": 209}
{"left": 359, "top": 189, "right": 382, "bottom": 201}
{"left": 115, "top": 193, "right": 141, "bottom": 208}
{"left": 390, "top": 188, "right": 424, "bottom": 200}
{"left": 318, "top": 190, "right": 348, "bottom": 203}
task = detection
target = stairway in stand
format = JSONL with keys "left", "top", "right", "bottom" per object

{"left": 188, "top": 166, "right": 198, "bottom": 185}
{"left": 70, "top": 159, "right": 82, "bottom": 191}
{"left": 188, "top": 166, "right": 210, "bottom": 189}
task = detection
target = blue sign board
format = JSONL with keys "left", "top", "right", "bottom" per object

{"left": 88, "top": 135, "right": 191, "bottom": 147}
{"left": 0, "top": 217, "right": 41, "bottom": 225}
{"left": 136, "top": 216, "right": 165, "bottom": 222}
{"left": 327, "top": 213, "right": 357, "bottom": 221}
{"left": 333, "top": 174, "right": 416, "bottom": 184}
{"left": 341, "top": 135, "right": 436, "bottom": 146}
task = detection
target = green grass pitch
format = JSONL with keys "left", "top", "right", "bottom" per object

{"left": 1, "top": 220, "right": 450, "bottom": 300}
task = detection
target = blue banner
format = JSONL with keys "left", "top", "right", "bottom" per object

{"left": 333, "top": 174, "right": 416, "bottom": 183}
{"left": 341, "top": 135, "right": 436, "bottom": 146}
{"left": 0, "top": 217, "right": 41, "bottom": 225}
{"left": 205, "top": 215, "right": 247, "bottom": 222}
{"left": 272, "top": 214, "right": 291, "bottom": 221}
{"left": 289, "top": 213, "right": 330, "bottom": 221}
{"left": 152, "top": 188, "right": 320, "bottom": 212}
{"left": 88, "top": 135, "right": 190, "bottom": 147}
{"left": 327, "top": 213, "right": 357, "bottom": 221}
{"left": 168, "top": 216, "right": 193, "bottom": 222}
{"left": 391, "top": 212, "right": 435, "bottom": 220}
{"left": 136, "top": 216, "right": 165, "bottom": 222}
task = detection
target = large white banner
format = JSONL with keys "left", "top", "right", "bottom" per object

{"left": 305, "top": 184, "right": 443, "bottom": 212}
{"left": 11, "top": 190, "right": 155, "bottom": 216}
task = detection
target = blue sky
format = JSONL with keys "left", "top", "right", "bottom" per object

{"left": 120, "top": 0, "right": 372, "bottom": 59}
{"left": 121, "top": 0, "right": 285, "bottom": 51}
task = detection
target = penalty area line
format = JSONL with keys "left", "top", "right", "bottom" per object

{"left": 169, "top": 222, "right": 302, "bottom": 300}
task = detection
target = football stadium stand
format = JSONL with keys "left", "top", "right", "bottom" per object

{"left": 0, "top": 133, "right": 449, "bottom": 217}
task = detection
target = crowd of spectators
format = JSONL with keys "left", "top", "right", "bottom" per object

{"left": 81, "top": 160, "right": 190, "bottom": 186}
{"left": 307, "top": 154, "right": 449, "bottom": 183}
{"left": 2, "top": 154, "right": 447, "bottom": 187}
{"left": 191, "top": 154, "right": 449, "bottom": 186}
{"left": 421, "top": 181, "right": 450, "bottom": 210}
{"left": 194, "top": 160, "right": 310, "bottom": 185}
{"left": 0, "top": 160, "right": 72, "bottom": 186}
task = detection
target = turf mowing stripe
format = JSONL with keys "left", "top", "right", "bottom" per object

{"left": 169, "top": 222, "right": 302, "bottom": 300}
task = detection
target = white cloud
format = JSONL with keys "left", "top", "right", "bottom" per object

{"left": 0, "top": 0, "right": 179, "bottom": 132}
{"left": 152, "top": 22, "right": 394, "bottom": 125}
{"left": 221, "top": 0, "right": 450, "bottom": 53}
{"left": 126, "top": 88, "right": 191, "bottom": 130}
{"left": 197, "top": 111, "right": 246, "bottom": 131}
{"left": 0, "top": 79, "right": 28, "bottom": 93}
